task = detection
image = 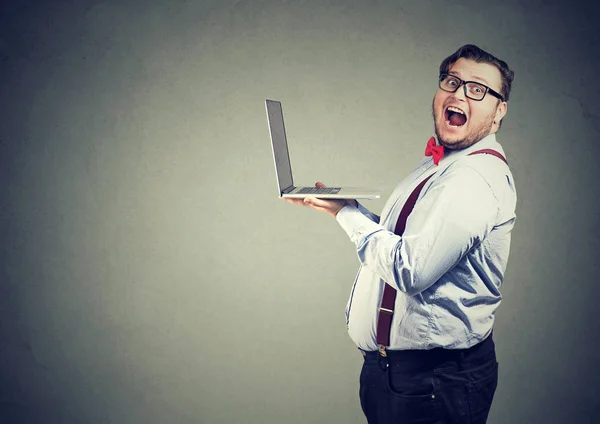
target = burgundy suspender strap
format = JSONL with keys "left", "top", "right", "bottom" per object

{"left": 467, "top": 148, "right": 508, "bottom": 165}
{"left": 375, "top": 173, "right": 435, "bottom": 347}
{"left": 375, "top": 149, "right": 508, "bottom": 349}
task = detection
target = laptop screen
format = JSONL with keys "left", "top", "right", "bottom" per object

{"left": 266, "top": 100, "right": 294, "bottom": 193}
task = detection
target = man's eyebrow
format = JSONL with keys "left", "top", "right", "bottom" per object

{"left": 471, "top": 75, "right": 490, "bottom": 86}
{"left": 448, "top": 70, "right": 491, "bottom": 86}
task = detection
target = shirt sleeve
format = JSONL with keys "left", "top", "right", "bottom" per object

{"left": 336, "top": 164, "right": 499, "bottom": 296}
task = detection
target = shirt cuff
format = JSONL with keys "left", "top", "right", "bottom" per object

{"left": 336, "top": 204, "right": 384, "bottom": 245}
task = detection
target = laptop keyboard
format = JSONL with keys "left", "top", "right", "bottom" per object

{"left": 296, "top": 187, "right": 342, "bottom": 195}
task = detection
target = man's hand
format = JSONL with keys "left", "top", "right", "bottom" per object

{"left": 283, "top": 182, "right": 358, "bottom": 218}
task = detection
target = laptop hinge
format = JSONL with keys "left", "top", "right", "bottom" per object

{"left": 282, "top": 186, "right": 295, "bottom": 194}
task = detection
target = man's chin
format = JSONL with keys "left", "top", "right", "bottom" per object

{"left": 438, "top": 138, "right": 463, "bottom": 149}
{"left": 435, "top": 130, "right": 464, "bottom": 149}
{"left": 434, "top": 116, "right": 493, "bottom": 150}
{"left": 435, "top": 124, "right": 463, "bottom": 147}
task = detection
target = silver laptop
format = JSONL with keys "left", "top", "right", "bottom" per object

{"left": 265, "top": 99, "right": 380, "bottom": 199}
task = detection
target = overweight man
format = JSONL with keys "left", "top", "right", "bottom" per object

{"left": 285, "top": 44, "right": 517, "bottom": 424}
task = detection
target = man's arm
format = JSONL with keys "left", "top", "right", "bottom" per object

{"left": 283, "top": 168, "right": 498, "bottom": 296}
{"left": 336, "top": 164, "right": 499, "bottom": 296}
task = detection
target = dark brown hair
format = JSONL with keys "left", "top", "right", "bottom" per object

{"left": 439, "top": 44, "right": 514, "bottom": 102}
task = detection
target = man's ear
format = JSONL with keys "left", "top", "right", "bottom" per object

{"left": 493, "top": 101, "right": 508, "bottom": 127}
{"left": 498, "top": 101, "right": 508, "bottom": 120}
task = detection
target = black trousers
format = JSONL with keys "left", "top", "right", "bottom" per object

{"left": 359, "top": 333, "right": 498, "bottom": 424}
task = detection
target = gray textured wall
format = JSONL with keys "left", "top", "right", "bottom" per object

{"left": 1, "top": 0, "right": 599, "bottom": 423}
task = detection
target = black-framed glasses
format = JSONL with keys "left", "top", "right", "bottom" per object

{"left": 438, "top": 73, "right": 505, "bottom": 102}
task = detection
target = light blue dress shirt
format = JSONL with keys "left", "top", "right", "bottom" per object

{"left": 336, "top": 134, "right": 517, "bottom": 351}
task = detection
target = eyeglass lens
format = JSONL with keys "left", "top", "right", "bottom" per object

{"left": 440, "top": 75, "right": 486, "bottom": 100}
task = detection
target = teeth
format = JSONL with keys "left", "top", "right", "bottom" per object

{"left": 447, "top": 106, "right": 465, "bottom": 115}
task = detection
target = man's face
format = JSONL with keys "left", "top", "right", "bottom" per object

{"left": 432, "top": 58, "right": 507, "bottom": 150}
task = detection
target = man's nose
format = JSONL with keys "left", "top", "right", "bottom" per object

{"left": 452, "top": 84, "right": 468, "bottom": 101}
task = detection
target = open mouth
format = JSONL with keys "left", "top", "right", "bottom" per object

{"left": 444, "top": 106, "right": 467, "bottom": 127}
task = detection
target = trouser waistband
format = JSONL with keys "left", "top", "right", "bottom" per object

{"left": 361, "top": 332, "right": 495, "bottom": 366}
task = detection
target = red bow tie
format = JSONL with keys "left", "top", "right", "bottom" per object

{"left": 425, "top": 137, "right": 444, "bottom": 165}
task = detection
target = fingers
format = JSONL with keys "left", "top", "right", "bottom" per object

{"left": 304, "top": 197, "right": 327, "bottom": 208}
{"left": 315, "top": 181, "right": 326, "bottom": 188}
{"left": 282, "top": 196, "right": 325, "bottom": 208}
{"left": 303, "top": 197, "right": 331, "bottom": 215}
{"left": 284, "top": 196, "right": 354, "bottom": 210}
{"left": 282, "top": 197, "right": 320, "bottom": 208}
{"left": 283, "top": 198, "right": 305, "bottom": 206}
